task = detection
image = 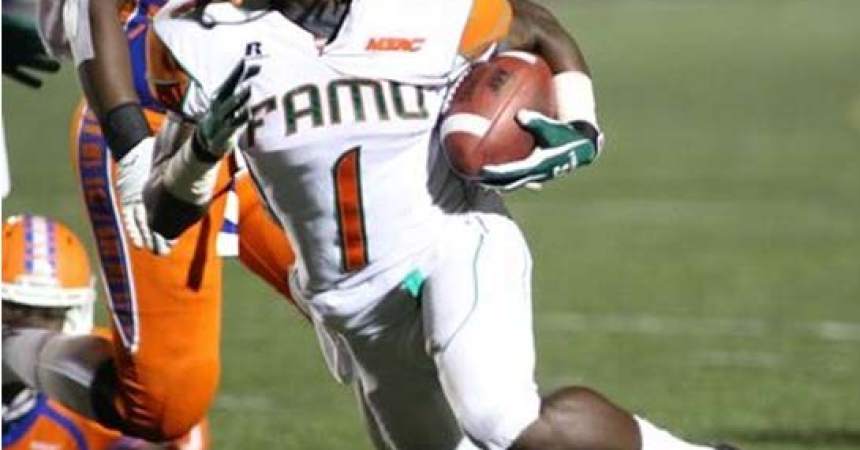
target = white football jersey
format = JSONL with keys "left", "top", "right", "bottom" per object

{"left": 155, "top": 0, "right": 491, "bottom": 296}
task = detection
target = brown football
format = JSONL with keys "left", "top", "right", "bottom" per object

{"left": 441, "top": 51, "right": 556, "bottom": 179}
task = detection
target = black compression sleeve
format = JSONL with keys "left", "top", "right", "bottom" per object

{"left": 143, "top": 180, "right": 206, "bottom": 239}
{"left": 101, "top": 103, "right": 152, "bottom": 161}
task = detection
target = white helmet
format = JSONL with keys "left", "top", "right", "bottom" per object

{"left": 2, "top": 215, "right": 95, "bottom": 334}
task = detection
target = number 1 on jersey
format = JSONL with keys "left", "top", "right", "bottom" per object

{"left": 333, "top": 147, "right": 369, "bottom": 272}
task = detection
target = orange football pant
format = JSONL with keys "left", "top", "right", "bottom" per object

{"left": 70, "top": 102, "right": 296, "bottom": 440}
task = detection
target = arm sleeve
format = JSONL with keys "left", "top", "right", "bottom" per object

{"left": 458, "top": 0, "right": 513, "bottom": 60}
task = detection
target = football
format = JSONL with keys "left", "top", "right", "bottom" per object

{"left": 441, "top": 51, "right": 556, "bottom": 178}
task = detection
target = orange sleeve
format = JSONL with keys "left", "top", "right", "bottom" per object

{"left": 146, "top": 28, "right": 191, "bottom": 114}
{"left": 458, "top": 0, "right": 513, "bottom": 59}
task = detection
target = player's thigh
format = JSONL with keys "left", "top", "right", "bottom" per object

{"left": 424, "top": 213, "right": 540, "bottom": 449}
{"left": 341, "top": 290, "right": 464, "bottom": 450}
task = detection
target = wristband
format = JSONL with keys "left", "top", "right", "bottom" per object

{"left": 553, "top": 71, "right": 598, "bottom": 129}
{"left": 102, "top": 103, "right": 152, "bottom": 161}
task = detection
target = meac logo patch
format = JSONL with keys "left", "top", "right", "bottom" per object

{"left": 365, "top": 37, "right": 425, "bottom": 52}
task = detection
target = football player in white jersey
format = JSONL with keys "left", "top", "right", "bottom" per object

{"left": 141, "top": 0, "right": 739, "bottom": 449}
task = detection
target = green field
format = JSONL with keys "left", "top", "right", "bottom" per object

{"left": 3, "top": 1, "right": 859, "bottom": 449}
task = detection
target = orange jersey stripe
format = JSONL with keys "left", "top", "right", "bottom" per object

{"left": 333, "top": 147, "right": 368, "bottom": 272}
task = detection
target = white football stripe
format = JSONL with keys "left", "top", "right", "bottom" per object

{"left": 441, "top": 113, "right": 492, "bottom": 140}
{"left": 499, "top": 51, "right": 538, "bottom": 65}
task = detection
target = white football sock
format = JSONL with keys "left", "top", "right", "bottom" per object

{"left": 635, "top": 416, "right": 713, "bottom": 450}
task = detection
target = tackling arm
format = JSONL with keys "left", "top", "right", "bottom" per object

{"left": 37, "top": 0, "right": 167, "bottom": 250}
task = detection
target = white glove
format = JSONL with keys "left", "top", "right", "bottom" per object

{"left": 116, "top": 137, "right": 174, "bottom": 255}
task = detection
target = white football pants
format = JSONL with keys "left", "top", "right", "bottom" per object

{"left": 303, "top": 211, "right": 541, "bottom": 450}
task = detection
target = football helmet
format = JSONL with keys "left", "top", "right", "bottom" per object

{"left": 2, "top": 215, "right": 95, "bottom": 334}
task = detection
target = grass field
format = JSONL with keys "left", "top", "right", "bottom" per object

{"left": 3, "top": 1, "right": 860, "bottom": 449}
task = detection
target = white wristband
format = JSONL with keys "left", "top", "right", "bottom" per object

{"left": 553, "top": 71, "right": 598, "bottom": 129}
{"left": 162, "top": 138, "right": 220, "bottom": 206}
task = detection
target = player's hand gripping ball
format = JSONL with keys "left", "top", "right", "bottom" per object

{"left": 442, "top": 52, "right": 598, "bottom": 191}
{"left": 480, "top": 111, "right": 599, "bottom": 191}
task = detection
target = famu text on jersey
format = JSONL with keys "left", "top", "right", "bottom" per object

{"left": 248, "top": 77, "right": 432, "bottom": 144}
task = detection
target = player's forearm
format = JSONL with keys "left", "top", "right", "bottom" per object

{"left": 79, "top": 0, "right": 151, "bottom": 160}
{"left": 144, "top": 118, "right": 218, "bottom": 239}
{"left": 79, "top": 0, "right": 136, "bottom": 117}
{"left": 508, "top": 0, "right": 600, "bottom": 138}
{"left": 507, "top": 0, "right": 589, "bottom": 76}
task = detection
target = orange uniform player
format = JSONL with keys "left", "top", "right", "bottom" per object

{"left": 70, "top": 102, "right": 294, "bottom": 440}
{"left": 1, "top": 215, "right": 209, "bottom": 450}
{"left": 65, "top": 0, "right": 297, "bottom": 439}
{"left": 1, "top": 0, "right": 299, "bottom": 442}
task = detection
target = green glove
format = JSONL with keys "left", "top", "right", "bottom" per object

{"left": 2, "top": 15, "right": 61, "bottom": 88}
{"left": 479, "top": 110, "right": 599, "bottom": 192}
{"left": 193, "top": 60, "right": 260, "bottom": 160}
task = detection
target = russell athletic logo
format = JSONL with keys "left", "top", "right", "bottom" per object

{"left": 366, "top": 37, "right": 425, "bottom": 52}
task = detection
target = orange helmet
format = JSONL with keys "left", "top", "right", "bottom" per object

{"left": 2, "top": 215, "right": 95, "bottom": 334}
